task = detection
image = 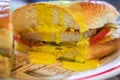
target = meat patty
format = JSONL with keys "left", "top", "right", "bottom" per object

{"left": 20, "top": 29, "right": 97, "bottom": 43}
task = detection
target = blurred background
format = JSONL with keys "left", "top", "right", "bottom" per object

{"left": 11, "top": 0, "right": 120, "bottom": 12}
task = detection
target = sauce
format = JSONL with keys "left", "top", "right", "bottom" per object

{"left": 28, "top": 52, "right": 57, "bottom": 65}
{"left": 65, "top": 2, "right": 89, "bottom": 45}
{"left": 62, "top": 60, "right": 99, "bottom": 71}
{"left": 35, "top": 4, "right": 64, "bottom": 44}
{"left": 28, "top": 43, "right": 99, "bottom": 71}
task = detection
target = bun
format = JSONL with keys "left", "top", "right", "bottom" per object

{"left": 78, "top": 2, "right": 119, "bottom": 30}
{"left": 12, "top": 1, "right": 119, "bottom": 42}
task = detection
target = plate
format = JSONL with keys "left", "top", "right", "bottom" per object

{"left": 11, "top": 49, "right": 120, "bottom": 80}
{"left": 11, "top": 1, "right": 120, "bottom": 80}
{"left": 12, "top": 24, "right": 120, "bottom": 80}
{"left": 66, "top": 49, "right": 120, "bottom": 80}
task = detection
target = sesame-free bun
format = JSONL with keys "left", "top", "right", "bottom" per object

{"left": 73, "top": 1, "right": 119, "bottom": 30}
{"left": 12, "top": 1, "right": 119, "bottom": 42}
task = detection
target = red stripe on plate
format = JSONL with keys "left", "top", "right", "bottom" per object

{"left": 76, "top": 65, "right": 120, "bottom": 80}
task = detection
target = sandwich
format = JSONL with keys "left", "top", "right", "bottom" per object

{"left": 12, "top": 1, "right": 120, "bottom": 71}
{"left": 0, "top": 1, "right": 13, "bottom": 78}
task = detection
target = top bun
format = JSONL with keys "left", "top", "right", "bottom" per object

{"left": 12, "top": 1, "right": 119, "bottom": 34}
{"left": 77, "top": 1, "right": 119, "bottom": 30}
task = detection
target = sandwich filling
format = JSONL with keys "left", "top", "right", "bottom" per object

{"left": 15, "top": 23, "right": 118, "bottom": 71}
{"left": 13, "top": 2, "right": 119, "bottom": 72}
{"left": 22, "top": 3, "right": 88, "bottom": 45}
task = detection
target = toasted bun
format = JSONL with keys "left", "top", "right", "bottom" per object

{"left": 72, "top": 1, "right": 119, "bottom": 30}
{"left": 12, "top": 1, "right": 119, "bottom": 42}
{"left": 12, "top": 3, "right": 79, "bottom": 34}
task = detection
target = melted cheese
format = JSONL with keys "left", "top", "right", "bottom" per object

{"left": 15, "top": 40, "right": 99, "bottom": 71}
{"left": 62, "top": 60, "right": 99, "bottom": 71}
{"left": 76, "top": 12, "right": 89, "bottom": 46}
{"left": 28, "top": 43, "right": 99, "bottom": 71}
{"left": 29, "top": 52, "right": 56, "bottom": 65}
{"left": 35, "top": 4, "right": 64, "bottom": 44}
{"left": 65, "top": 4, "right": 88, "bottom": 45}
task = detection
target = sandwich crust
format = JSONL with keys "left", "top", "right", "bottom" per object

{"left": 12, "top": 1, "right": 119, "bottom": 32}
{"left": 67, "top": 1, "right": 119, "bottom": 30}
{"left": 12, "top": 1, "right": 119, "bottom": 42}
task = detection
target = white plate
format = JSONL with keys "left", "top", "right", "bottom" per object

{"left": 66, "top": 49, "right": 120, "bottom": 80}
{"left": 11, "top": 1, "right": 120, "bottom": 80}
{"left": 12, "top": 50, "right": 120, "bottom": 80}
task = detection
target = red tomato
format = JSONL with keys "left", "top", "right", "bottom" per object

{"left": 14, "top": 36, "right": 21, "bottom": 42}
{"left": 89, "top": 28, "right": 110, "bottom": 45}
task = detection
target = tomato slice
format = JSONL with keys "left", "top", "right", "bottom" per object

{"left": 14, "top": 36, "right": 21, "bottom": 42}
{"left": 89, "top": 28, "right": 110, "bottom": 45}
